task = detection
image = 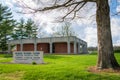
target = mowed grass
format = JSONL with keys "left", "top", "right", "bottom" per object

{"left": 0, "top": 53, "right": 120, "bottom": 80}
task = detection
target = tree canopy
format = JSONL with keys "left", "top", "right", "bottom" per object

{"left": 0, "top": 4, "right": 15, "bottom": 51}
{"left": 12, "top": 18, "right": 38, "bottom": 39}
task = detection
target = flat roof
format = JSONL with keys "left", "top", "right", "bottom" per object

{"left": 8, "top": 36, "right": 87, "bottom": 45}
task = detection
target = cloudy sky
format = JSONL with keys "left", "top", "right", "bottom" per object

{"left": 1, "top": 0, "right": 120, "bottom": 47}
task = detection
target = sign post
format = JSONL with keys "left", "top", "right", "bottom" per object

{"left": 13, "top": 51, "right": 44, "bottom": 64}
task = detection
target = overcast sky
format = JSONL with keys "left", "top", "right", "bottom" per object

{"left": 1, "top": 0, "right": 120, "bottom": 47}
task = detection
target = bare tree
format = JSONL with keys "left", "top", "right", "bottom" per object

{"left": 52, "top": 22, "right": 77, "bottom": 37}
{"left": 16, "top": 0, "right": 120, "bottom": 70}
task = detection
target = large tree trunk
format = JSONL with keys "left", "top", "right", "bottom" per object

{"left": 96, "top": 0, "right": 119, "bottom": 69}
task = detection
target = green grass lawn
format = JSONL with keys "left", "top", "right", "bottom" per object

{"left": 0, "top": 53, "right": 120, "bottom": 80}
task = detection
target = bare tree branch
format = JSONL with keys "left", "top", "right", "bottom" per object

{"left": 37, "top": 1, "right": 85, "bottom": 12}
{"left": 72, "top": 2, "right": 87, "bottom": 20}
{"left": 15, "top": 0, "right": 96, "bottom": 21}
{"left": 62, "top": 3, "right": 81, "bottom": 20}
{"left": 17, "top": 0, "right": 96, "bottom": 12}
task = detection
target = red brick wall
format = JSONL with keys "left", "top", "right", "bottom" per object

{"left": 16, "top": 42, "right": 78, "bottom": 54}
{"left": 54, "top": 42, "right": 67, "bottom": 53}
{"left": 17, "top": 44, "right": 20, "bottom": 51}
{"left": 23, "top": 44, "right": 34, "bottom": 51}
{"left": 17, "top": 43, "right": 49, "bottom": 53}
{"left": 70, "top": 43, "right": 78, "bottom": 54}
{"left": 37, "top": 43, "right": 49, "bottom": 53}
{"left": 17, "top": 44, "right": 34, "bottom": 51}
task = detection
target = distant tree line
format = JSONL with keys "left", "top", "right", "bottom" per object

{"left": 113, "top": 46, "right": 120, "bottom": 53}
{"left": 88, "top": 47, "right": 97, "bottom": 51}
{"left": 88, "top": 46, "right": 120, "bottom": 53}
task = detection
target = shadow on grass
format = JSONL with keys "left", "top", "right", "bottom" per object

{"left": 0, "top": 53, "right": 13, "bottom": 58}
{"left": 114, "top": 50, "right": 120, "bottom": 53}
{"left": 3, "top": 54, "right": 13, "bottom": 58}
{"left": 89, "top": 52, "right": 97, "bottom": 55}
{"left": 22, "top": 69, "right": 120, "bottom": 80}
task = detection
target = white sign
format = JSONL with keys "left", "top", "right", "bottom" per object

{"left": 13, "top": 51, "right": 44, "bottom": 64}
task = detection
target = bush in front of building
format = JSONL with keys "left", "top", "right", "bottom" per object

{"left": 32, "top": 61, "right": 37, "bottom": 65}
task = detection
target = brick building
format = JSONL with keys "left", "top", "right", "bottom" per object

{"left": 7, "top": 36, "right": 88, "bottom": 54}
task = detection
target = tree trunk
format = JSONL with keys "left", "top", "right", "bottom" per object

{"left": 96, "top": 0, "right": 119, "bottom": 69}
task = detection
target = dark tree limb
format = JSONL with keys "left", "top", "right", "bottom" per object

{"left": 15, "top": 0, "right": 96, "bottom": 13}
{"left": 72, "top": 2, "right": 87, "bottom": 20}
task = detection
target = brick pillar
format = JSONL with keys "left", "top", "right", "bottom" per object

{"left": 8, "top": 43, "right": 11, "bottom": 53}
{"left": 20, "top": 39, "right": 23, "bottom": 51}
{"left": 67, "top": 42, "right": 70, "bottom": 54}
{"left": 74, "top": 41, "right": 77, "bottom": 54}
{"left": 34, "top": 38, "right": 37, "bottom": 51}
{"left": 50, "top": 42, "right": 52, "bottom": 54}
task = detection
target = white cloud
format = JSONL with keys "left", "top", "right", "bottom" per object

{"left": 116, "top": 0, "right": 120, "bottom": 12}
{"left": 114, "top": 40, "right": 120, "bottom": 46}
{"left": 33, "top": 13, "right": 58, "bottom": 33}
{"left": 111, "top": 17, "right": 120, "bottom": 46}
{"left": 117, "top": 0, "right": 120, "bottom": 3}
{"left": 111, "top": 18, "right": 120, "bottom": 37}
{"left": 113, "top": 40, "right": 120, "bottom": 46}
{"left": 116, "top": 5, "right": 120, "bottom": 12}
{"left": 84, "top": 26, "right": 97, "bottom": 47}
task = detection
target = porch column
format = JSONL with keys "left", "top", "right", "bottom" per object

{"left": 67, "top": 42, "right": 70, "bottom": 54}
{"left": 78, "top": 42, "right": 80, "bottom": 54}
{"left": 50, "top": 42, "right": 52, "bottom": 54}
{"left": 8, "top": 43, "right": 11, "bottom": 53}
{"left": 20, "top": 39, "right": 23, "bottom": 51}
{"left": 34, "top": 38, "right": 37, "bottom": 51}
{"left": 74, "top": 41, "right": 77, "bottom": 54}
